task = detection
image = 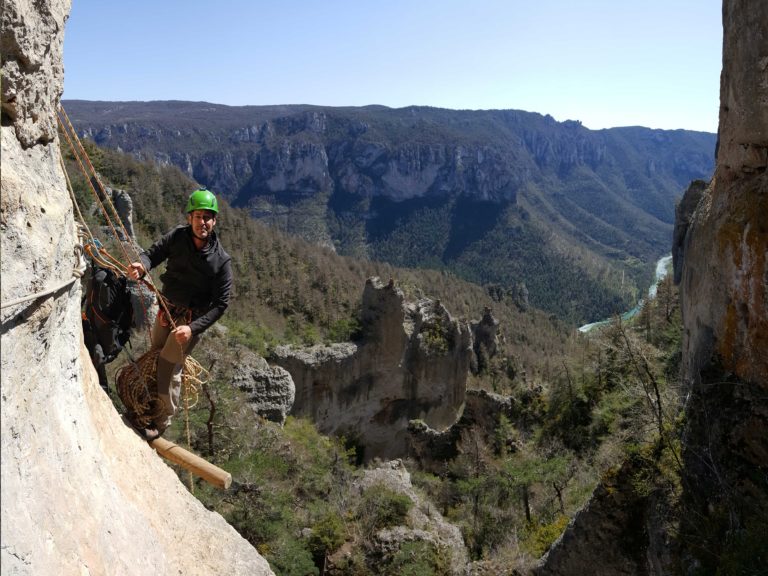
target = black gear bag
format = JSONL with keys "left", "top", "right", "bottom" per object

{"left": 82, "top": 264, "right": 134, "bottom": 391}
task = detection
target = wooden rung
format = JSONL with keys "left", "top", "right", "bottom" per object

{"left": 150, "top": 437, "right": 232, "bottom": 490}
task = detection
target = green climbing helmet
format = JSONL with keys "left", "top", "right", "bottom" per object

{"left": 186, "top": 188, "right": 219, "bottom": 214}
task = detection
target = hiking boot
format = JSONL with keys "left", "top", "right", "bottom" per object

{"left": 124, "top": 414, "right": 159, "bottom": 441}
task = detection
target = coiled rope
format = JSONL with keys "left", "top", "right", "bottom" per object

{"left": 116, "top": 350, "right": 206, "bottom": 428}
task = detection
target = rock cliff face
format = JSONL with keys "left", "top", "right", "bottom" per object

{"left": 62, "top": 103, "right": 715, "bottom": 229}
{"left": 271, "top": 278, "right": 472, "bottom": 460}
{"left": 675, "top": 0, "right": 768, "bottom": 570}
{"left": 0, "top": 2, "right": 272, "bottom": 574}
{"left": 533, "top": 460, "right": 657, "bottom": 576}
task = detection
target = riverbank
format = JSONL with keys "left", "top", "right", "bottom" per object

{"left": 578, "top": 255, "right": 673, "bottom": 333}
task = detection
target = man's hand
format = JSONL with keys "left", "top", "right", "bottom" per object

{"left": 128, "top": 262, "right": 145, "bottom": 280}
{"left": 173, "top": 325, "right": 193, "bottom": 346}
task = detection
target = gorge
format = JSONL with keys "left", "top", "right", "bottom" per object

{"left": 1, "top": 0, "right": 765, "bottom": 574}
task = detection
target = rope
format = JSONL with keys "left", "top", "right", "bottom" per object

{"left": 61, "top": 154, "right": 96, "bottom": 246}
{"left": 57, "top": 114, "right": 129, "bottom": 260}
{"left": 180, "top": 348, "right": 205, "bottom": 493}
{"left": 57, "top": 107, "right": 140, "bottom": 264}
{"left": 116, "top": 350, "right": 206, "bottom": 428}
{"left": 57, "top": 107, "right": 170, "bottom": 333}
{"left": 58, "top": 104, "right": 189, "bottom": 337}
{"left": 1, "top": 266, "right": 85, "bottom": 310}
{"left": 184, "top": 375, "right": 194, "bottom": 493}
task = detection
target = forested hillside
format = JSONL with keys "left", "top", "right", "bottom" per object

{"left": 63, "top": 100, "right": 716, "bottom": 324}
{"left": 69, "top": 139, "right": 578, "bottom": 382}
{"left": 64, "top": 139, "right": 689, "bottom": 574}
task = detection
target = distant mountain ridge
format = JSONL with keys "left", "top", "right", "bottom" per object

{"left": 63, "top": 100, "right": 716, "bottom": 323}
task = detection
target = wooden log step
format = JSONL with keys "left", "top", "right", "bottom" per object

{"left": 150, "top": 437, "right": 232, "bottom": 490}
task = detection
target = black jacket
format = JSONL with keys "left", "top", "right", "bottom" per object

{"left": 140, "top": 225, "right": 232, "bottom": 335}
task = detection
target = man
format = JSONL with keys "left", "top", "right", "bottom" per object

{"left": 127, "top": 188, "right": 232, "bottom": 440}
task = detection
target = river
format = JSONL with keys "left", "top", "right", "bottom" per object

{"left": 578, "top": 254, "right": 673, "bottom": 333}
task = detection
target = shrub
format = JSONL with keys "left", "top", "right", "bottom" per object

{"left": 522, "top": 515, "right": 570, "bottom": 558}
{"left": 357, "top": 484, "right": 413, "bottom": 537}
{"left": 308, "top": 512, "right": 346, "bottom": 558}
{"left": 266, "top": 537, "right": 319, "bottom": 576}
{"left": 384, "top": 540, "right": 452, "bottom": 576}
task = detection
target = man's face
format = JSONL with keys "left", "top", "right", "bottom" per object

{"left": 188, "top": 209, "right": 217, "bottom": 241}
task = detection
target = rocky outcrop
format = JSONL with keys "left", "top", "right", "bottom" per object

{"left": 348, "top": 459, "right": 468, "bottom": 574}
{"left": 230, "top": 343, "right": 295, "bottom": 424}
{"left": 470, "top": 306, "right": 500, "bottom": 374}
{"left": 0, "top": 2, "right": 272, "bottom": 574}
{"left": 271, "top": 277, "right": 472, "bottom": 460}
{"left": 533, "top": 457, "right": 672, "bottom": 576}
{"left": 90, "top": 175, "right": 136, "bottom": 240}
{"left": 675, "top": 1, "right": 768, "bottom": 571}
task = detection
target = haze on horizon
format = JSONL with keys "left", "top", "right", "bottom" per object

{"left": 63, "top": 0, "right": 722, "bottom": 133}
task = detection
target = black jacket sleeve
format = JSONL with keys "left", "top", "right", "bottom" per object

{"left": 188, "top": 257, "right": 233, "bottom": 336}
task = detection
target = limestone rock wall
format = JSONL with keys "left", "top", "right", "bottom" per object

{"left": 681, "top": 0, "right": 768, "bottom": 383}
{"left": 675, "top": 0, "right": 768, "bottom": 570}
{"left": 272, "top": 277, "right": 472, "bottom": 460}
{"left": 0, "top": 2, "right": 272, "bottom": 574}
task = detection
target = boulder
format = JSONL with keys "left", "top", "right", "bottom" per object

{"left": 231, "top": 347, "right": 295, "bottom": 424}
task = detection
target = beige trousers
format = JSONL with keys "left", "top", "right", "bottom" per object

{"left": 150, "top": 317, "right": 199, "bottom": 431}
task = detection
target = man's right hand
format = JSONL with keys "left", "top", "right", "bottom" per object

{"left": 128, "top": 262, "right": 145, "bottom": 280}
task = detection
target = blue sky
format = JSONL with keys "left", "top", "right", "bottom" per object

{"left": 63, "top": 0, "right": 722, "bottom": 132}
